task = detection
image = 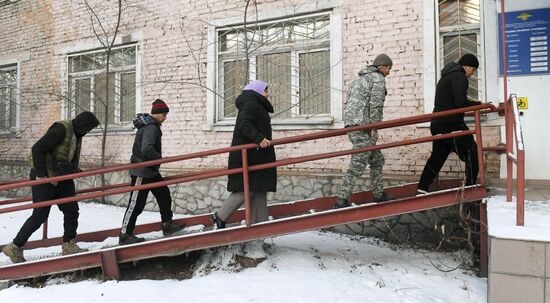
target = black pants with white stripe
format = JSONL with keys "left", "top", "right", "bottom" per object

{"left": 120, "top": 174, "right": 173, "bottom": 236}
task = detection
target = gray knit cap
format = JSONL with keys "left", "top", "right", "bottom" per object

{"left": 372, "top": 53, "right": 393, "bottom": 67}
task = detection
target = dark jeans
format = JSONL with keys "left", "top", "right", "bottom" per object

{"left": 13, "top": 170, "right": 79, "bottom": 247}
{"left": 418, "top": 122, "right": 479, "bottom": 192}
{"left": 120, "top": 174, "right": 173, "bottom": 235}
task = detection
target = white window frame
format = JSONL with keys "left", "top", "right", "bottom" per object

{"left": 66, "top": 44, "right": 138, "bottom": 129}
{"left": 422, "top": 0, "right": 499, "bottom": 118}
{"left": 205, "top": 3, "right": 343, "bottom": 131}
{"left": 0, "top": 59, "right": 20, "bottom": 135}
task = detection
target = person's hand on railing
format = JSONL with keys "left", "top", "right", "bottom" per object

{"left": 259, "top": 138, "right": 271, "bottom": 148}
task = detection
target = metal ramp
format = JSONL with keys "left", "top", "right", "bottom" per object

{"left": 1, "top": 103, "right": 509, "bottom": 280}
{"left": 0, "top": 180, "right": 486, "bottom": 280}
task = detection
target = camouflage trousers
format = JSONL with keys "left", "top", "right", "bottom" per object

{"left": 337, "top": 130, "right": 384, "bottom": 200}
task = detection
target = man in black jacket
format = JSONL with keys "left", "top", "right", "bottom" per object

{"left": 417, "top": 54, "right": 482, "bottom": 194}
{"left": 119, "top": 99, "right": 185, "bottom": 245}
{"left": 2, "top": 111, "right": 100, "bottom": 263}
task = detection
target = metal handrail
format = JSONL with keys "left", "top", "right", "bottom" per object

{"left": 0, "top": 104, "right": 496, "bottom": 192}
{"left": 505, "top": 94, "right": 525, "bottom": 226}
{"left": 0, "top": 104, "right": 496, "bottom": 224}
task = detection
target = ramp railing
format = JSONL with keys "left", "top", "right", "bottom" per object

{"left": 0, "top": 104, "right": 496, "bottom": 244}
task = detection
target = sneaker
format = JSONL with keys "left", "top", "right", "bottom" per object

{"left": 119, "top": 234, "right": 145, "bottom": 245}
{"left": 334, "top": 197, "right": 350, "bottom": 209}
{"left": 373, "top": 192, "right": 394, "bottom": 203}
{"left": 2, "top": 243, "right": 26, "bottom": 263}
{"left": 211, "top": 212, "right": 226, "bottom": 229}
{"left": 162, "top": 220, "right": 187, "bottom": 236}
{"left": 61, "top": 239, "right": 89, "bottom": 256}
{"left": 416, "top": 189, "right": 429, "bottom": 196}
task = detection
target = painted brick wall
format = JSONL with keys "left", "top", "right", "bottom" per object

{"left": 0, "top": 0, "right": 502, "bottom": 182}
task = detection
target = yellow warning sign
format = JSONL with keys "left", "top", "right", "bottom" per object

{"left": 517, "top": 97, "right": 528, "bottom": 109}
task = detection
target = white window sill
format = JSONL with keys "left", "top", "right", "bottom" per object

{"left": 211, "top": 116, "right": 342, "bottom": 132}
{"left": 0, "top": 130, "right": 20, "bottom": 138}
{"left": 87, "top": 126, "right": 136, "bottom": 136}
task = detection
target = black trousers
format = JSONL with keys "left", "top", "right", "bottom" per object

{"left": 120, "top": 174, "right": 173, "bottom": 235}
{"left": 13, "top": 170, "right": 79, "bottom": 247}
{"left": 418, "top": 122, "right": 479, "bottom": 192}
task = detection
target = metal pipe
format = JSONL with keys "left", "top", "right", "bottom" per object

{"left": 480, "top": 202, "right": 488, "bottom": 277}
{"left": 0, "top": 169, "right": 224, "bottom": 207}
{"left": 506, "top": 98, "right": 514, "bottom": 201}
{"left": 475, "top": 111, "right": 486, "bottom": 185}
{"left": 0, "top": 129, "right": 477, "bottom": 215}
{"left": 517, "top": 149, "right": 525, "bottom": 226}
{"left": 0, "top": 104, "right": 497, "bottom": 192}
{"left": 242, "top": 148, "right": 251, "bottom": 226}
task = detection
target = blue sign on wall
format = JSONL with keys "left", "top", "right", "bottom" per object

{"left": 499, "top": 8, "right": 550, "bottom": 76}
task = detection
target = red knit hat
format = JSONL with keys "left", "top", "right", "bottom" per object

{"left": 151, "top": 99, "right": 169, "bottom": 114}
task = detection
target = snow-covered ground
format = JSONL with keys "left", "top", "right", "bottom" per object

{"left": 0, "top": 196, "right": 508, "bottom": 302}
{"left": 487, "top": 195, "right": 550, "bottom": 242}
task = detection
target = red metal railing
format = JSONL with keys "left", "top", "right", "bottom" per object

{"left": 0, "top": 104, "right": 495, "bottom": 218}
{"left": 0, "top": 104, "right": 496, "bottom": 279}
{"left": 504, "top": 94, "right": 525, "bottom": 226}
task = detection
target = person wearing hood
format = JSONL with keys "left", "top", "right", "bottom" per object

{"left": 2, "top": 111, "right": 100, "bottom": 263}
{"left": 118, "top": 99, "right": 186, "bottom": 245}
{"left": 211, "top": 80, "right": 276, "bottom": 229}
{"left": 334, "top": 54, "right": 394, "bottom": 208}
{"left": 416, "top": 53, "right": 482, "bottom": 194}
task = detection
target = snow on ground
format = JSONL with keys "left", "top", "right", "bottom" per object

{"left": 487, "top": 195, "right": 550, "bottom": 242}
{"left": 0, "top": 198, "right": 489, "bottom": 302}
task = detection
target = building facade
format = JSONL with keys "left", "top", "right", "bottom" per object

{"left": 0, "top": 0, "right": 548, "bottom": 195}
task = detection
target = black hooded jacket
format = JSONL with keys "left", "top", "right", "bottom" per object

{"left": 32, "top": 111, "right": 100, "bottom": 178}
{"left": 227, "top": 90, "right": 277, "bottom": 192}
{"left": 431, "top": 62, "right": 482, "bottom": 124}
{"left": 129, "top": 113, "right": 164, "bottom": 178}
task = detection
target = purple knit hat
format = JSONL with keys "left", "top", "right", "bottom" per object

{"left": 243, "top": 80, "right": 268, "bottom": 96}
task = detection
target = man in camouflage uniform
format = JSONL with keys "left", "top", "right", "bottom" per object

{"left": 334, "top": 54, "right": 393, "bottom": 208}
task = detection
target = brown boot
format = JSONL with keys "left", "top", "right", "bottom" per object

{"left": 2, "top": 243, "right": 26, "bottom": 263}
{"left": 61, "top": 239, "right": 88, "bottom": 256}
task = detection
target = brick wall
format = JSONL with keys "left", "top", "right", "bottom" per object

{"left": 0, "top": 0, "right": 502, "bottom": 182}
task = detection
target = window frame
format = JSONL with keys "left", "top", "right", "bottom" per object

{"left": 206, "top": 7, "right": 343, "bottom": 131}
{"left": 0, "top": 62, "right": 20, "bottom": 135}
{"left": 423, "top": 0, "right": 497, "bottom": 119}
{"left": 66, "top": 44, "right": 138, "bottom": 128}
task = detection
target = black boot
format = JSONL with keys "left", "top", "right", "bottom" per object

{"left": 119, "top": 233, "right": 145, "bottom": 245}
{"left": 162, "top": 220, "right": 187, "bottom": 236}
{"left": 373, "top": 192, "right": 394, "bottom": 203}
{"left": 211, "top": 212, "right": 226, "bottom": 229}
{"left": 334, "top": 197, "right": 350, "bottom": 209}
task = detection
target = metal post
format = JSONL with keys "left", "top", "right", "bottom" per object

{"left": 517, "top": 149, "right": 525, "bottom": 226}
{"left": 500, "top": 0, "right": 508, "bottom": 101}
{"left": 506, "top": 98, "right": 513, "bottom": 202}
{"left": 474, "top": 111, "right": 485, "bottom": 185}
{"left": 480, "top": 202, "right": 488, "bottom": 277}
{"left": 500, "top": 1, "right": 513, "bottom": 202}
{"left": 42, "top": 220, "right": 48, "bottom": 240}
{"left": 242, "top": 148, "right": 251, "bottom": 226}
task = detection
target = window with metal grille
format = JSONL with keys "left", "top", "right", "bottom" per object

{"left": 217, "top": 14, "right": 331, "bottom": 120}
{"left": 0, "top": 64, "right": 17, "bottom": 132}
{"left": 438, "top": 0, "right": 482, "bottom": 101}
{"left": 67, "top": 45, "right": 136, "bottom": 125}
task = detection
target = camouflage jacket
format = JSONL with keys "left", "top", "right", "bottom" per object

{"left": 343, "top": 66, "right": 386, "bottom": 127}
